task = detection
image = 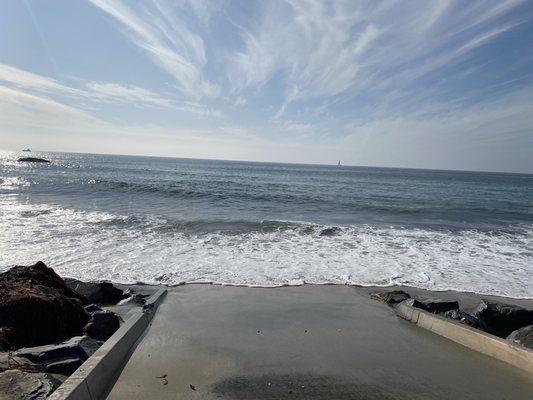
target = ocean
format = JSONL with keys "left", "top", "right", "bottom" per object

{"left": 1, "top": 150, "right": 531, "bottom": 298}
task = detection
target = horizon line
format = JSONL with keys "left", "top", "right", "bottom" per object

{"left": 3, "top": 147, "right": 532, "bottom": 176}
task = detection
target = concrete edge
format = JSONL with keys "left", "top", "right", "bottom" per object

{"left": 48, "top": 289, "right": 167, "bottom": 400}
{"left": 394, "top": 302, "right": 533, "bottom": 374}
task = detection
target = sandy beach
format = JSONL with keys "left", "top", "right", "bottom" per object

{"left": 107, "top": 284, "right": 533, "bottom": 399}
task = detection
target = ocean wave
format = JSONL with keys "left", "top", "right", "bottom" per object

{"left": 0, "top": 197, "right": 531, "bottom": 298}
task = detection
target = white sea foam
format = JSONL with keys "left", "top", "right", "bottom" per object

{"left": 0, "top": 196, "right": 531, "bottom": 298}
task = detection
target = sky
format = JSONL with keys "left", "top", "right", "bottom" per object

{"left": 0, "top": 0, "right": 532, "bottom": 173}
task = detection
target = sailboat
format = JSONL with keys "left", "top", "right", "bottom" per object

{"left": 337, "top": 160, "right": 341, "bottom": 167}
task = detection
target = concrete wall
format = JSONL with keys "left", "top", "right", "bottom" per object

{"left": 49, "top": 289, "right": 167, "bottom": 400}
{"left": 395, "top": 302, "right": 533, "bottom": 374}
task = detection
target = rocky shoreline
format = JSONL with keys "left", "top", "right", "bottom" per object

{"left": 0, "top": 262, "right": 148, "bottom": 399}
{"left": 370, "top": 289, "right": 533, "bottom": 348}
{"left": 1, "top": 262, "right": 531, "bottom": 399}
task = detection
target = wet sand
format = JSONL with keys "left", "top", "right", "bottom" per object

{"left": 107, "top": 284, "right": 533, "bottom": 399}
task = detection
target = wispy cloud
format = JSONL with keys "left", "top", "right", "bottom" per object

{"left": 86, "top": 82, "right": 173, "bottom": 108}
{"left": 231, "top": 0, "right": 526, "bottom": 116}
{"left": 0, "top": 63, "right": 76, "bottom": 94}
{"left": 88, "top": 0, "right": 218, "bottom": 98}
{"left": 175, "top": 101, "right": 224, "bottom": 118}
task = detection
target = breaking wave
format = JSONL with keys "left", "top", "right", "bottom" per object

{"left": 1, "top": 196, "right": 531, "bottom": 298}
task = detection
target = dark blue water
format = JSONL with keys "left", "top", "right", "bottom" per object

{"left": 1, "top": 150, "right": 532, "bottom": 297}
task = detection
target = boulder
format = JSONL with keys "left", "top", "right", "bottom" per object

{"left": 45, "top": 358, "right": 84, "bottom": 375}
{"left": 131, "top": 293, "right": 150, "bottom": 305}
{"left": 84, "top": 310, "right": 120, "bottom": 341}
{"left": 13, "top": 336, "right": 100, "bottom": 364}
{"left": 404, "top": 298, "right": 459, "bottom": 314}
{"left": 65, "top": 278, "right": 128, "bottom": 305}
{"left": 472, "top": 300, "right": 533, "bottom": 338}
{"left": 370, "top": 290, "right": 411, "bottom": 305}
{"left": 319, "top": 227, "right": 342, "bottom": 236}
{"left": 506, "top": 324, "right": 533, "bottom": 349}
{"left": 84, "top": 304, "right": 103, "bottom": 315}
{"left": 442, "top": 309, "right": 482, "bottom": 329}
{"left": 0, "top": 262, "right": 89, "bottom": 349}
{"left": 17, "top": 157, "right": 50, "bottom": 163}
{"left": 0, "top": 370, "right": 61, "bottom": 399}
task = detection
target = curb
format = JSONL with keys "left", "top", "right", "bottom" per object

{"left": 395, "top": 302, "right": 533, "bottom": 374}
{"left": 49, "top": 289, "right": 167, "bottom": 400}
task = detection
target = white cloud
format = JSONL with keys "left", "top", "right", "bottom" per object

{"left": 176, "top": 101, "right": 224, "bottom": 118}
{"left": 86, "top": 82, "right": 173, "bottom": 107}
{"left": 231, "top": 0, "right": 525, "bottom": 114}
{"left": 0, "top": 63, "right": 77, "bottom": 94}
{"left": 0, "top": 63, "right": 174, "bottom": 110}
{"left": 88, "top": 0, "right": 218, "bottom": 98}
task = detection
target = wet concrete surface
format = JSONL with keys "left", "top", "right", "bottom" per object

{"left": 107, "top": 284, "right": 533, "bottom": 399}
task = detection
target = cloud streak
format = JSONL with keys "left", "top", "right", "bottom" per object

{"left": 88, "top": 0, "right": 218, "bottom": 98}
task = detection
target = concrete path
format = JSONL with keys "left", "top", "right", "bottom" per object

{"left": 107, "top": 285, "right": 533, "bottom": 399}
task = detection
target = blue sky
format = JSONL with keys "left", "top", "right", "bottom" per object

{"left": 1, "top": 0, "right": 532, "bottom": 172}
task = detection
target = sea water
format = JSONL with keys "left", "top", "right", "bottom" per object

{"left": 1, "top": 150, "right": 531, "bottom": 297}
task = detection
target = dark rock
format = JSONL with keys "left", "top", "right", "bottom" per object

{"left": 65, "top": 278, "right": 128, "bottom": 305}
{"left": 472, "top": 300, "right": 533, "bottom": 338}
{"left": 442, "top": 309, "right": 482, "bottom": 329}
{"left": 17, "top": 157, "right": 50, "bottom": 163}
{"left": 13, "top": 336, "right": 100, "bottom": 364}
{"left": 506, "top": 324, "right": 533, "bottom": 349}
{"left": 84, "top": 310, "right": 120, "bottom": 341}
{"left": 404, "top": 298, "right": 459, "bottom": 314}
{"left": 0, "top": 370, "right": 61, "bottom": 399}
{"left": 84, "top": 304, "right": 103, "bottom": 315}
{"left": 132, "top": 293, "right": 150, "bottom": 305}
{"left": 45, "top": 358, "right": 83, "bottom": 375}
{"left": 0, "top": 262, "right": 89, "bottom": 349}
{"left": 370, "top": 290, "right": 411, "bottom": 304}
{"left": 319, "top": 227, "right": 342, "bottom": 236}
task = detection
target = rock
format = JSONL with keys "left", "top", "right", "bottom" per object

{"left": 13, "top": 336, "right": 100, "bottom": 364}
{"left": 65, "top": 278, "right": 128, "bottom": 305}
{"left": 506, "top": 325, "right": 533, "bottom": 349}
{"left": 17, "top": 157, "right": 50, "bottom": 163}
{"left": 132, "top": 293, "right": 150, "bottom": 305}
{"left": 319, "top": 227, "right": 341, "bottom": 236}
{"left": 404, "top": 298, "right": 459, "bottom": 314}
{"left": 0, "top": 370, "right": 61, "bottom": 399}
{"left": 370, "top": 290, "right": 411, "bottom": 304}
{"left": 45, "top": 358, "right": 83, "bottom": 375}
{"left": 84, "top": 304, "right": 103, "bottom": 315}
{"left": 442, "top": 309, "right": 482, "bottom": 329}
{"left": 0, "top": 352, "right": 10, "bottom": 371}
{"left": 472, "top": 300, "right": 533, "bottom": 338}
{"left": 84, "top": 310, "right": 120, "bottom": 341}
{"left": 0, "top": 262, "right": 89, "bottom": 349}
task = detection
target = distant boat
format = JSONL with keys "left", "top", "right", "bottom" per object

{"left": 22, "top": 149, "right": 31, "bottom": 152}
{"left": 337, "top": 160, "right": 341, "bottom": 166}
